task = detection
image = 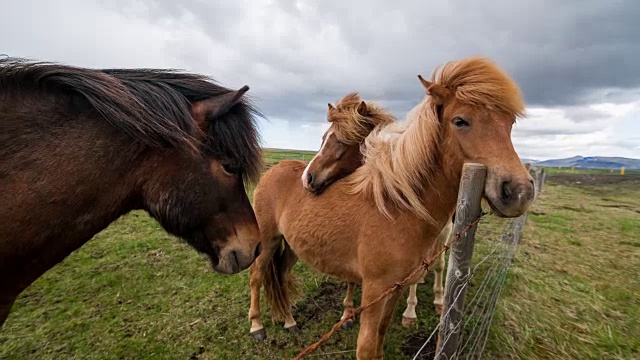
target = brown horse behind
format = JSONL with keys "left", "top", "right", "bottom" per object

{"left": 301, "top": 93, "right": 394, "bottom": 195}
{"left": 300, "top": 93, "right": 452, "bottom": 329}
{"left": 249, "top": 57, "right": 534, "bottom": 359}
{"left": 0, "top": 57, "right": 263, "bottom": 327}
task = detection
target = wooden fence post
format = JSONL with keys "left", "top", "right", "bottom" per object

{"left": 435, "top": 163, "right": 487, "bottom": 359}
{"left": 532, "top": 167, "right": 545, "bottom": 199}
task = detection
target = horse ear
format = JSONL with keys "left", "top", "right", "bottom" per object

{"left": 417, "top": 75, "right": 451, "bottom": 105}
{"left": 356, "top": 100, "right": 367, "bottom": 115}
{"left": 192, "top": 85, "right": 250, "bottom": 129}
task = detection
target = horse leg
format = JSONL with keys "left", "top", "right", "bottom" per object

{"left": 280, "top": 245, "right": 300, "bottom": 333}
{"left": 248, "top": 236, "right": 283, "bottom": 341}
{"left": 248, "top": 262, "right": 267, "bottom": 340}
{"left": 357, "top": 281, "right": 399, "bottom": 360}
{"left": 376, "top": 289, "right": 404, "bottom": 357}
{"left": 401, "top": 284, "right": 418, "bottom": 328}
{"left": 432, "top": 250, "right": 445, "bottom": 316}
{"left": 433, "top": 221, "right": 452, "bottom": 316}
{"left": 341, "top": 282, "right": 356, "bottom": 330}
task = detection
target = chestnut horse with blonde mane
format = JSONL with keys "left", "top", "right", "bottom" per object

{"left": 300, "top": 92, "right": 453, "bottom": 329}
{"left": 248, "top": 57, "right": 534, "bottom": 359}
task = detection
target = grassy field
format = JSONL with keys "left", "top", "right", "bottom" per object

{"left": 1, "top": 150, "right": 639, "bottom": 359}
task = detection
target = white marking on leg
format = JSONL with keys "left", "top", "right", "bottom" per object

{"left": 402, "top": 284, "right": 418, "bottom": 320}
{"left": 284, "top": 316, "right": 297, "bottom": 329}
{"left": 250, "top": 323, "right": 264, "bottom": 333}
{"left": 341, "top": 282, "right": 356, "bottom": 320}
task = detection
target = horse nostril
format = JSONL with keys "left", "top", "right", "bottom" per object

{"left": 501, "top": 181, "right": 512, "bottom": 202}
{"left": 254, "top": 243, "right": 262, "bottom": 258}
{"left": 307, "top": 173, "right": 314, "bottom": 187}
{"left": 230, "top": 250, "right": 239, "bottom": 271}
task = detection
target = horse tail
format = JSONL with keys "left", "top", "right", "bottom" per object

{"left": 262, "top": 239, "right": 301, "bottom": 322}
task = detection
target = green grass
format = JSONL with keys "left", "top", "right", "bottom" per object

{"left": 262, "top": 148, "right": 315, "bottom": 167}
{"left": 1, "top": 153, "right": 639, "bottom": 359}
{"left": 482, "top": 176, "right": 640, "bottom": 359}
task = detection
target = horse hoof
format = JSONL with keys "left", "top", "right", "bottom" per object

{"left": 341, "top": 319, "right": 354, "bottom": 330}
{"left": 402, "top": 316, "right": 416, "bottom": 328}
{"left": 250, "top": 328, "right": 267, "bottom": 341}
{"left": 286, "top": 325, "right": 300, "bottom": 333}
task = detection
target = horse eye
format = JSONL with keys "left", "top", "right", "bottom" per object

{"left": 221, "top": 163, "right": 238, "bottom": 175}
{"left": 453, "top": 117, "right": 469, "bottom": 128}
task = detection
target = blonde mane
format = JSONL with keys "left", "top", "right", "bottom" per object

{"left": 349, "top": 57, "right": 526, "bottom": 221}
{"left": 328, "top": 93, "right": 396, "bottom": 145}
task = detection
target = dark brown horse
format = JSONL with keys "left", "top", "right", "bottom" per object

{"left": 0, "top": 57, "right": 264, "bottom": 327}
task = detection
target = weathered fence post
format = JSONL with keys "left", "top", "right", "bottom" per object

{"left": 538, "top": 168, "right": 546, "bottom": 194}
{"left": 435, "top": 163, "right": 487, "bottom": 359}
{"left": 532, "top": 167, "right": 545, "bottom": 199}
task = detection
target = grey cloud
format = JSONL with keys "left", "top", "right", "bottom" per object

{"left": 2, "top": 0, "right": 639, "bottom": 129}
{"left": 145, "top": 0, "right": 640, "bottom": 120}
{"left": 562, "top": 106, "right": 611, "bottom": 123}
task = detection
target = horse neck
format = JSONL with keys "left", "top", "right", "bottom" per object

{"left": 1, "top": 92, "right": 145, "bottom": 283}
{"left": 419, "top": 146, "right": 464, "bottom": 229}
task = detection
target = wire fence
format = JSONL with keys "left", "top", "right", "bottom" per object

{"left": 409, "top": 212, "right": 528, "bottom": 359}
{"left": 413, "top": 165, "right": 545, "bottom": 360}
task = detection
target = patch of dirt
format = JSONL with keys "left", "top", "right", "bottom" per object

{"left": 548, "top": 174, "right": 640, "bottom": 186}
{"left": 402, "top": 331, "right": 436, "bottom": 359}
{"left": 189, "top": 345, "right": 205, "bottom": 360}
{"left": 293, "top": 281, "right": 346, "bottom": 325}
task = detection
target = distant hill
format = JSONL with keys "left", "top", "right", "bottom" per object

{"left": 534, "top": 156, "right": 640, "bottom": 170}
{"left": 264, "top": 148, "right": 640, "bottom": 170}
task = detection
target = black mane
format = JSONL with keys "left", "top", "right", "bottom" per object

{"left": 0, "top": 56, "right": 263, "bottom": 180}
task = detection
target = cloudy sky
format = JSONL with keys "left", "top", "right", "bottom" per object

{"left": 3, "top": 0, "right": 639, "bottom": 160}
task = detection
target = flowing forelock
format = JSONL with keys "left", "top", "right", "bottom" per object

{"left": 328, "top": 93, "right": 396, "bottom": 145}
{"left": 432, "top": 56, "right": 526, "bottom": 119}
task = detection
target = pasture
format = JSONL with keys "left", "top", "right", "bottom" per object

{"left": 1, "top": 149, "right": 639, "bottom": 359}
